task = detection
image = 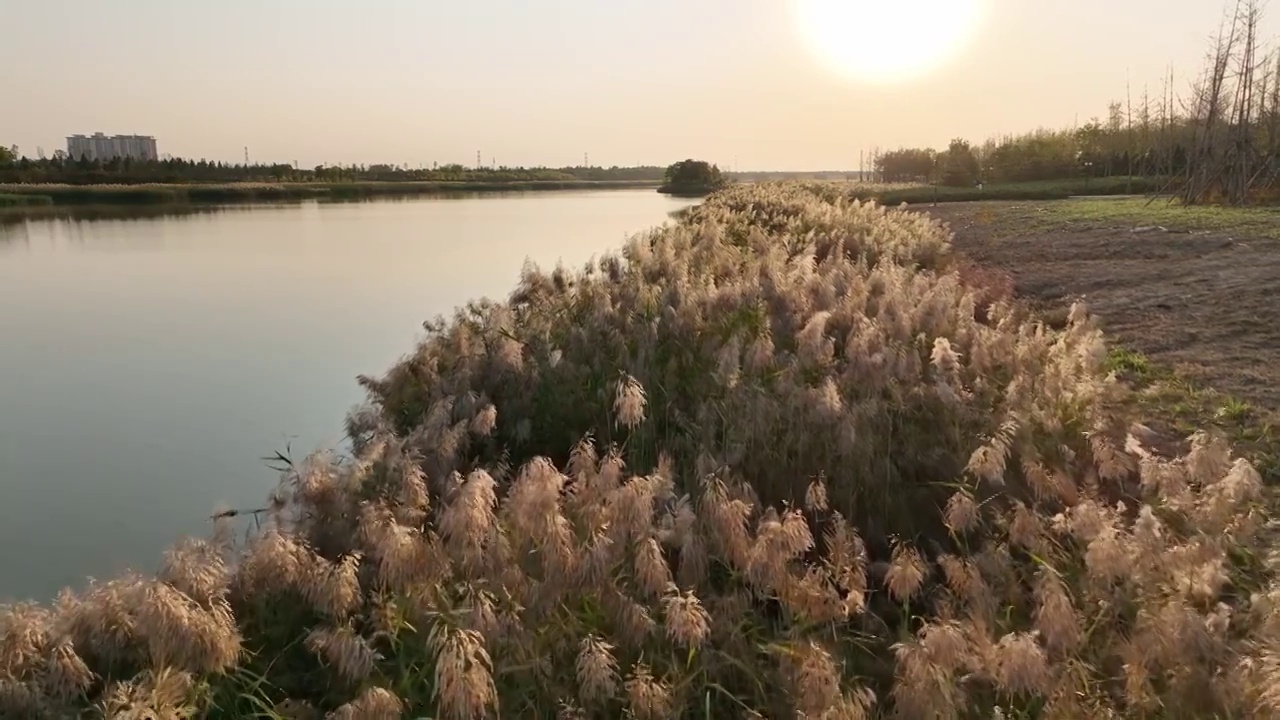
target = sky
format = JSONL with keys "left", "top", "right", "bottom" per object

{"left": 2, "top": 0, "right": 1274, "bottom": 171}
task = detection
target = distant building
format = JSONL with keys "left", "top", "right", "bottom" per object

{"left": 66, "top": 133, "right": 158, "bottom": 162}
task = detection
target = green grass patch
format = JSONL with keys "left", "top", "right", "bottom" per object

{"left": 1038, "top": 197, "right": 1280, "bottom": 238}
{"left": 1104, "top": 347, "right": 1153, "bottom": 379}
{"left": 1110, "top": 347, "right": 1280, "bottom": 482}
{"left": 840, "top": 176, "right": 1165, "bottom": 206}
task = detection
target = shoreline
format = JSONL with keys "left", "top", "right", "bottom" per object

{"left": 0, "top": 179, "right": 663, "bottom": 207}
{"left": 0, "top": 177, "right": 1188, "bottom": 212}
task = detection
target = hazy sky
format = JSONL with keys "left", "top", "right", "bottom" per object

{"left": 3, "top": 0, "right": 1273, "bottom": 170}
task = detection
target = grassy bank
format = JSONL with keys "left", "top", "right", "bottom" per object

{"left": 656, "top": 182, "right": 720, "bottom": 197}
{"left": 1038, "top": 196, "right": 1280, "bottom": 236}
{"left": 0, "top": 192, "right": 54, "bottom": 207}
{"left": 818, "top": 176, "right": 1169, "bottom": 206}
{"left": 934, "top": 195, "right": 1280, "bottom": 240}
{"left": 0, "top": 202, "right": 291, "bottom": 228}
{"left": 2, "top": 184, "right": 1277, "bottom": 719}
{"left": 921, "top": 198, "right": 1280, "bottom": 478}
{"left": 0, "top": 179, "right": 661, "bottom": 206}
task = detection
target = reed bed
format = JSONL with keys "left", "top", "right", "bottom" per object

{"left": 2, "top": 182, "right": 1276, "bottom": 719}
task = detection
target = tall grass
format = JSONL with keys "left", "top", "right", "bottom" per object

{"left": 2, "top": 182, "right": 1277, "bottom": 719}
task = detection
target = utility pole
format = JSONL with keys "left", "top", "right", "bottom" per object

{"left": 584, "top": 152, "right": 589, "bottom": 168}
{"left": 476, "top": 150, "right": 482, "bottom": 169}
{"left": 244, "top": 146, "right": 249, "bottom": 166}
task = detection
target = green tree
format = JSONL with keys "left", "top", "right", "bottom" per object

{"left": 876, "top": 148, "right": 937, "bottom": 182}
{"left": 659, "top": 159, "right": 726, "bottom": 195}
{"left": 0, "top": 145, "right": 14, "bottom": 165}
{"left": 938, "top": 138, "right": 981, "bottom": 186}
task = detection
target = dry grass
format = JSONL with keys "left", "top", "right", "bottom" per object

{"left": 3, "top": 182, "right": 1279, "bottom": 718}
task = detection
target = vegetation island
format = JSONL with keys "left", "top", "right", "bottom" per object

{"left": 656, "top": 159, "right": 729, "bottom": 197}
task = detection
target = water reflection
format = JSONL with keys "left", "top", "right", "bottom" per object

{"left": 0, "top": 188, "right": 695, "bottom": 602}
{"left": 2, "top": 190, "right": 691, "bottom": 233}
{"left": 1, "top": 194, "right": 699, "bottom": 249}
{"left": 1, "top": 203, "right": 258, "bottom": 227}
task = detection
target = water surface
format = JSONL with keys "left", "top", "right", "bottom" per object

{"left": 0, "top": 190, "right": 692, "bottom": 601}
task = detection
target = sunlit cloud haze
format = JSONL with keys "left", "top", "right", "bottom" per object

{"left": 3, "top": 0, "right": 1274, "bottom": 170}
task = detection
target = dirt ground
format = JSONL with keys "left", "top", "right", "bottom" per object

{"left": 923, "top": 201, "right": 1280, "bottom": 416}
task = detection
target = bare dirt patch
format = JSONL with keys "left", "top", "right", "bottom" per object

{"left": 924, "top": 201, "right": 1280, "bottom": 416}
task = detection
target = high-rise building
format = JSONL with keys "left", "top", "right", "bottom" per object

{"left": 66, "top": 133, "right": 159, "bottom": 162}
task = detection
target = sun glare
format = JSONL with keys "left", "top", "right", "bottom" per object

{"left": 793, "top": 0, "right": 985, "bottom": 84}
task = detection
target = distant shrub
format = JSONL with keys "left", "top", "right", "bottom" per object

{"left": 658, "top": 159, "right": 727, "bottom": 196}
{"left": 2, "top": 183, "right": 1276, "bottom": 719}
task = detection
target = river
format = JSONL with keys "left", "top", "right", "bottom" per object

{"left": 0, "top": 189, "right": 694, "bottom": 601}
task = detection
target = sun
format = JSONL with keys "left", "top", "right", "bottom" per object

{"left": 793, "top": 0, "right": 986, "bottom": 84}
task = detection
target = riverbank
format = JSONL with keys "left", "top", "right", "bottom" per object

{"left": 0, "top": 179, "right": 661, "bottom": 206}
{"left": 840, "top": 175, "right": 1170, "bottom": 205}
{"left": 662, "top": 177, "right": 1171, "bottom": 216}
{"left": 924, "top": 197, "right": 1280, "bottom": 480}
{"left": 656, "top": 182, "right": 724, "bottom": 197}
{"left": 0, "top": 176, "right": 1175, "bottom": 210}
{"left": 0, "top": 192, "right": 54, "bottom": 207}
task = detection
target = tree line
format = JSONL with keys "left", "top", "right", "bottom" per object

{"left": 871, "top": 102, "right": 1202, "bottom": 189}
{"left": 0, "top": 150, "right": 665, "bottom": 186}
{"left": 871, "top": 0, "right": 1280, "bottom": 204}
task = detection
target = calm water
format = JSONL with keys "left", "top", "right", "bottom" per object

{"left": 0, "top": 190, "right": 693, "bottom": 602}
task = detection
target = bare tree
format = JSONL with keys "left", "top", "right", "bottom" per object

{"left": 1127, "top": 74, "right": 1136, "bottom": 191}
{"left": 1180, "top": 4, "right": 1238, "bottom": 203}
{"left": 1181, "top": 0, "right": 1274, "bottom": 205}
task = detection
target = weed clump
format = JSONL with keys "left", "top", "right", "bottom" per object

{"left": 2, "top": 183, "right": 1278, "bottom": 718}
